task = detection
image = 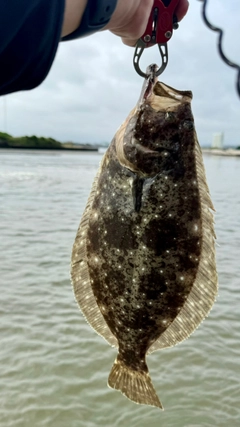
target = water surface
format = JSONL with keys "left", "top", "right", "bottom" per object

{"left": 0, "top": 149, "right": 239, "bottom": 427}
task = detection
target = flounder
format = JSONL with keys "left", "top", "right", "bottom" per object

{"left": 71, "top": 70, "right": 218, "bottom": 409}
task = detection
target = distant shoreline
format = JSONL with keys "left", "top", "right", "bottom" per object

{"left": 0, "top": 145, "right": 98, "bottom": 152}
{"left": 0, "top": 131, "right": 101, "bottom": 151}
{"left": 202, "top": 148, "right": 240, "bottom": 157}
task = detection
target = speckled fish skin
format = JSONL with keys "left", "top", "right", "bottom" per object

{"left": 71, "top": 73, "right": 218, "bottom": 409}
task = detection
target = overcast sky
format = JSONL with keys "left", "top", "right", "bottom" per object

{"left": 1, "top": 0, "right": 239, "bottom": 146}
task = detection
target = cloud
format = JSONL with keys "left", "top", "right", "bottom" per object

{"left": 1, "top": 1, "right": 239, "bottom": 146}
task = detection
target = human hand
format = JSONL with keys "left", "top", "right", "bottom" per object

{"left": 105, "top": 0, "right": 189, "bottom": 46}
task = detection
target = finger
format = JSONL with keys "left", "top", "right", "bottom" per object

{"left": 121, "top": 37, "right": 137, "bottom": 47}
{"left": 175, "top": 0, "right": 189, "bottom": 22}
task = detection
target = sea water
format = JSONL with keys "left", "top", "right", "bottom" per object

{"left": 0, "top": 149, "right": 239, "bottom": 427}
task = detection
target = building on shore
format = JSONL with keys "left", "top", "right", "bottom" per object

{"left": 212, "top": 132, "right": 224, "bottom": 149}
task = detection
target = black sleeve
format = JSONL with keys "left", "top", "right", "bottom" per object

{"left": 0, "top": 0, "right": 65, "bottom": 96}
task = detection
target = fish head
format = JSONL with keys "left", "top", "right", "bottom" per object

{"left": 115, "top": 79, "right": 193, "bottom": 178}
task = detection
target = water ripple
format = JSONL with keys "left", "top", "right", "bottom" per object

{"left": 0, "top": 150, "right": 240, "bottom": 427}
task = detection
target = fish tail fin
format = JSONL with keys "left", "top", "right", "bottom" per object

{"left": 108, "top": 357, "right": 163, "bottom": 409}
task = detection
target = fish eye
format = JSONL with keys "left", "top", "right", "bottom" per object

{"left": 182, "top": 120, "right": 194, "bottom": 131}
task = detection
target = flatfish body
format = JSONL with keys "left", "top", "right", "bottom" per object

{"left": 71, "top": 75, "right": 218, "bottom": 409}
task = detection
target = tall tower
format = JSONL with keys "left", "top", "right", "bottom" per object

{"left": 212, "top": 132, "right": 224, "bottom": 149}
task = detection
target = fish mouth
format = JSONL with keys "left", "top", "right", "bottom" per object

{"left": 138, "top": 64, "right": 192, "bottom": 109}
{"left": 138, "top": 64, "right": 159, "bottom": 106}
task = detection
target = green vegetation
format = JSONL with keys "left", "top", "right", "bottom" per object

{"left": 0, "top": 132, "right": 12, "bottom": 141}
{"left": 0, "top": 132, "right": 98, "bottom": 150}
{"left": 0, "top": 132, "right": 62, "bottom": 149}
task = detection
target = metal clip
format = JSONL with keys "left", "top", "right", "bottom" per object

{"left": 133, "top": 0, "right": 179, "bottom": 79}
{"left": 133, "top": 41, "right": 168, "bottom": 79}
